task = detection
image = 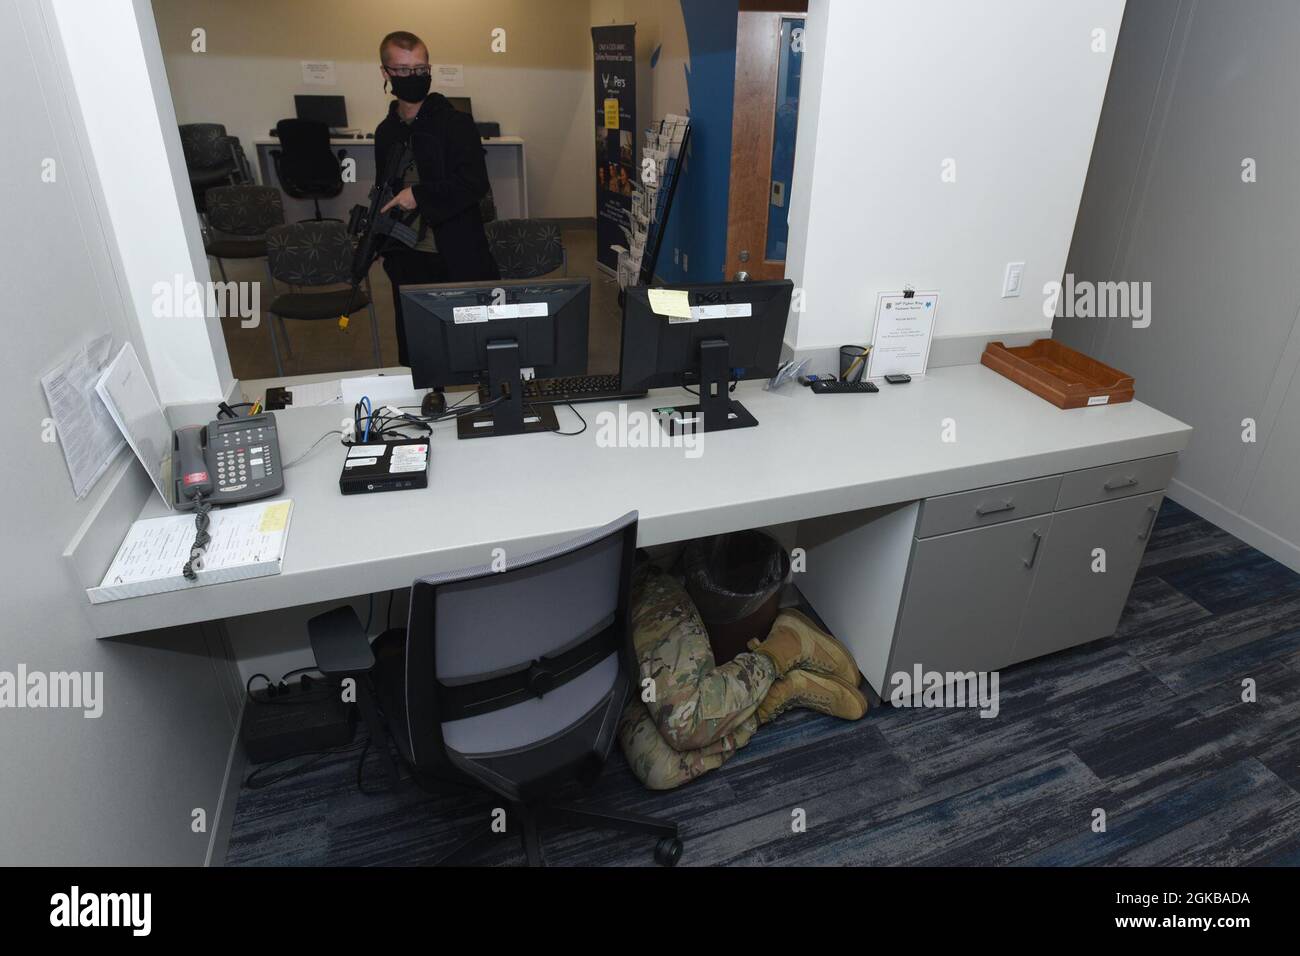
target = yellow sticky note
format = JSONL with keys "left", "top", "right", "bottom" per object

{"left": 604, "top": 98, "right": 620, "bottom": 130}
{"left": 259, "top": 502, "right": 290, "bottom": 533}
{"left": 647, "top": 288, "right": 693, "bottom": 319}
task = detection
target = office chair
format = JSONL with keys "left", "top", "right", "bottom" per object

{"left": 203, "top": 185, "right": 284, "bottom": 284}
{"left": 270, "top": 118, "right": 344, "bottom": 220}
{"left": 179, "top": 122, "right": 245, "bottom": 211}
{"left": 263, "top": 221, "right": 382, "bottom": 376}
{"left": 307, "top": 512, "right": 684, "bottom": 867}
{"left": 486, "top": 219, "right": 567, "bottom": 278}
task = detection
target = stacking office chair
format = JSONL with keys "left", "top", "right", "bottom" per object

{"left": 270, "top": 119, "right": 344, "bottom": 220}
{"left": 486, "top": 219, "right": 566, "bottom": 278}
{"left": 203, "top": 185, "right": 285, "bottom": 284}
{"left": 306, "top": 512, "right": 683, "bottom": 867}
{"left": 179, "top": 122, "right": 248, "bottom": 211}
{"left": 263, "top": 221, "right": 381, "bottom": 376}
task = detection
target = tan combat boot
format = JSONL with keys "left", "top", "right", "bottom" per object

{"left": 756, "top": 670, "right": 869, "bottom": 724}
{"left": 748, "top": 609, "right": 862, "bottom": 685}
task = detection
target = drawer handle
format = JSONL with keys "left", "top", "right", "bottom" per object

{"left": 1104, "top": 475, "right": 1139, "bottom": 491}
{"left": 976, "top": 499, "right": 1016, "bottom": 517}
{"left": 1138, "top": 505, "right": 1159, "bottom": 540}
{"left": 1023, "top": 530, "right": 1043, "bottom": 568}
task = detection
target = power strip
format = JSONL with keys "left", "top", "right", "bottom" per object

{"left": 240, "top": 676, "right": 356, "bottom": 764}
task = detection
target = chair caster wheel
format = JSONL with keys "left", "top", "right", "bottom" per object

{"left": 654, "top": 836, "right": 683, "bottom": 867}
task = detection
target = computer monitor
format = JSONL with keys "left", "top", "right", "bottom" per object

{"left": 621, "top": 279, "right": 793, "bottom": 433}
{"left": 295, "top": 94, "right": 348, "bottom": 129}
{"left": 447, "top": 97, "right": 473, "bottom": 117}
{"left": 401, "top": 279, "right": 591, "bottom": 439}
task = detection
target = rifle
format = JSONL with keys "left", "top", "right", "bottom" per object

{"left": 340, "top": 137, "right": 421, "bottom": 326}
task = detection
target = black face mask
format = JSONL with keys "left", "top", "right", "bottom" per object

{"left": 389, "top": 73, "right": 431, "bottom": 104}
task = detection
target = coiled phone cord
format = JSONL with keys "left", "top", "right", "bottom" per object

{"left": 182, "top": 497, "right": 213, "bottom": 581}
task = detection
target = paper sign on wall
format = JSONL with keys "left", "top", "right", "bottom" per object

{"left": 866, "top": 291, "right": 939, "bottom": 379}
{"left": 301, "top": 61, "right": 336, "bottom": 85}
{"left": 434, "top": 64, "right": 465, "bottom": 88}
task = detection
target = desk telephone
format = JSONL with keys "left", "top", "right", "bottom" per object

{"left": 174, "top": 413, "right": 284, "bottom": 509}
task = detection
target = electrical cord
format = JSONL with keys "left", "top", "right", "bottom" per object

{"left": 181, "top": 496, "right": 212, "bottom": 581}
{"left": 244, "top": 740, "right": 367, "bottom": 790}
{"left": 530, "top": 402, "right": 587, "bottom": 437}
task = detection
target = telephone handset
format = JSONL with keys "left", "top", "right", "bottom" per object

{"left": 173, "top": 413, "right": 284, "bottom": 509}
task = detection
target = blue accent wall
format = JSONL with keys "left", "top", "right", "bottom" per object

{"left": 655, "top": 0, "right": 738, "bottom": 284}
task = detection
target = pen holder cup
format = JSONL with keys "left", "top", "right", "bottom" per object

{"left": 839, "top": 345, "right": 869, "bottom": 384}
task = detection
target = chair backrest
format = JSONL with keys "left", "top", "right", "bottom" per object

{"left": 179, "top": 123, "right": 231, "bottom": 171}
{"left": 273, "top": 119, "right": 343, "bottom": 196}
{"left": 265, "top": 221, "right": 353, "bottom": 285}
{"left": 205, "top": 185, "right": 285, "bottom": 237}
{"left": 401, "top": 512, "right": 639, "bottom": 800}
{"left": 486, "top": 219, "right": 565, "bottom": 279}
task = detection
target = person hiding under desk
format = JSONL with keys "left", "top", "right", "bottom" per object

{"left": 619, "top": 563, "right": 867, "bottom": 790}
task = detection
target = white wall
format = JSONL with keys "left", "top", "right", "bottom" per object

{"left": 1059, "top": 0, "right": 1300, "bottom": 572}
{"left": 1, "top": 0, "right": 243, "bottom": 866}
{"left": 153, "top": 0, "right": 597, "bottom": 220}
{"left": 786, "top": 0, "right": 1126, "bottom": 351}
{"left": 51, "top": 0, "right": 230, "bottom": 405}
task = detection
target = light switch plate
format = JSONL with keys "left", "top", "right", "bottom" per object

{"left": 1002, "top": 261, "right": 1025, "bottom": 298}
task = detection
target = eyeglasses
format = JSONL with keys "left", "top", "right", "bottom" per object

{"left": 384, "top": 65, "right": 432, "bottom": 78}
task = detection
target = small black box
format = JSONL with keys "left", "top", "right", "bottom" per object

{"left": 339, "top": 440, "right": 429, "bottom": 495}
{"left": 240, "top": 679, "right": 356, "bottom": 764}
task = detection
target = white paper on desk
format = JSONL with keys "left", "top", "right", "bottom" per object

{"left": 286, "top": 379, "right": 343, "bottom": 407}
{"left": 95, "top": 343, "right": 174, "bottom": 507}
{"left": 866, "top": 291, "right": 939, "bottom": 379}
{"left": 90, "top": 499, "right": 293, "bottom": 603}
{"left": 340, "top": 372, "right": 416, "bottom": 407}
{"left": 40, "top": 334, "right": 125, "bottom": 499}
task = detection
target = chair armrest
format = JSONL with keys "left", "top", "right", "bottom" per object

{"left": 307, "top": 605, "right": 375, "bottom": 676}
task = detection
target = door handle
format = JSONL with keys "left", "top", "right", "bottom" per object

{"left": 1023, "top": 530, "right": 1043, "bottom": 568}
{"left": 1138, "top": 505, "right": 1159, "bottom": 540}
{"left": 976, "top": 499, "right": 1016, "bottom": 517}
{"left": 1104, "top": 475, "right": 1139, "bottom": 491}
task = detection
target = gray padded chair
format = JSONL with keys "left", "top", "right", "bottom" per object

{"left": 306, "top": 511, "right": 683, "bottom": 867}
{"left": 203, "top": 185, "right": 284, "bottom": 284}
{"left": 486, "top": 219, "right": 566, "bottom": 279}
{"left": 179, "top": 123, "right": 249, "bottom": 210}
{"left": 263, "top": 220, "right": 381, "bottom": 376}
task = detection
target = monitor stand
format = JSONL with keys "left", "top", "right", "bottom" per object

{"left": 457, "top": 339, "right": 558, "bottom": 440}
{"left": 670, "top": 339, "right": 758, "bottom": 435}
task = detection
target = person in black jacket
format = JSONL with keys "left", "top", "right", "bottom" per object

{"left": 374, "top": 30, "right": 499, "bottom": 367}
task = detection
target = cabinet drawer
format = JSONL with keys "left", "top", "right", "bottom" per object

{"left": 1055, "top": 454, "right": 1177, "bottom": 511}
{"left": 917, "top": 475, "right": 1062, "bottom": 538}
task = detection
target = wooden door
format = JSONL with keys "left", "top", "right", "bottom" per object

{"left": 725, "top": 1, "right": 807, "bottom": 281}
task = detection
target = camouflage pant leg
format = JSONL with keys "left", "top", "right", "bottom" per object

{"left": 619, "top": 700, "right": 759, "bottom": 790}
{"left": 617, "top": 566, "right": 776, "bottom": 788}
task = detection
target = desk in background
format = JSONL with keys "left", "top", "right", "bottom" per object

{"left": 252, "top": 136, "right": 528, "bottom": 223}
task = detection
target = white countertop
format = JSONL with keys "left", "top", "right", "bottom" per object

{"left": 81, "top": 363, "right": 1190, "bottom": 638}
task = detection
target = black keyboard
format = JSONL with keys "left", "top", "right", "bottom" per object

{"left": 810, "top": 380, "right": 879, "bottom": 394}
{"left": 479, "top": 374, "right": 648, "bottom": 406}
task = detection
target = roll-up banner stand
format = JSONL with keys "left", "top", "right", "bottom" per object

{"left": 592, "top": 23, "right": 637, "bottom": 274}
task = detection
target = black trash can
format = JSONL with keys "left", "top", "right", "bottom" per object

{"left": 683, "top": 530, "right": 790, "bottom": 664}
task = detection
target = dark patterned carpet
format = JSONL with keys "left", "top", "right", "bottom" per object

{"left": 224, "top": 499, "right": 1300, "bottom": 866}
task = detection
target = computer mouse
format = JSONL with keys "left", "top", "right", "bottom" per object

{"left": 421, "top": 390, "right": 447, "bottom": 417}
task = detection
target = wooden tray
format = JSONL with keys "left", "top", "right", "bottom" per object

{"left": 981, "top": 339, "right": 1134, "bottom": 409}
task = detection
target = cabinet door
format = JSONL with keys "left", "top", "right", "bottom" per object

{"left": 1014, "top": 491, "right": 1164, "bottom": 663}
{"left": 889, "top": 514, "right": 1051, "bottom": 680}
